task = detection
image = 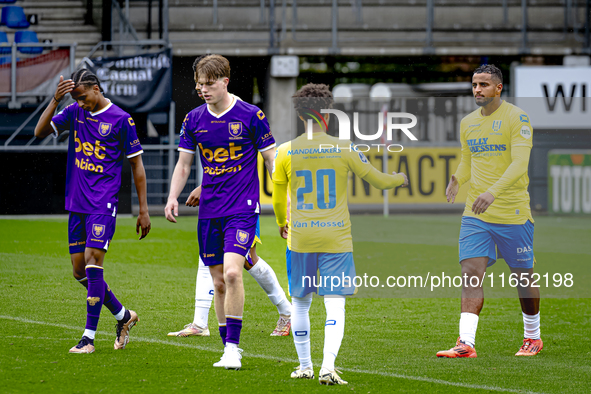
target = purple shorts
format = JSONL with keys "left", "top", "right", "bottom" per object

{"left": 68, "top": 212, "right": 117, "bottom": 254}
{"left": 198, "top": 213, "right": 258, "bottom": 266}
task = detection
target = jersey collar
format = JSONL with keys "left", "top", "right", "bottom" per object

{"left": 207, "top": 95, "right": 236, "bottom": 119}
{"left": 90, "top": 99, "right": 112, "bottom": 117}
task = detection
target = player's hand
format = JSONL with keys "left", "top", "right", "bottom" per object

{"left": 278, "top": 222, "right": 289, "bottom": 239}
{"left": 136, "top": 211, "right": 151, "bottom": 240}
{"left": 446, "top": 175, "right": 460, "bottom": 203}
{"left": 472, "top": 192, "right": 495, "bottom": 215}
{"left": 185, "top": 185, "right": 202, "bottom": 207}
{"left": 393, "top": 172, "right": 409, "bottom": 187}
{"left": 54, "top": 75, "right": 75, "bottom": 102}
{"left": 164, "top": 198, "right": 179, "bottom": 223}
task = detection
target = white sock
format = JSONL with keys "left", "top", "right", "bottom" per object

{"left": 193, "top": 258, "right": 214, "bottom": 328}
{"left": 248, "top": 257, "right": 291, "bottom": 316}
{"left": 114, "top": 306, "right": 126, "bottom": 321}
{"left": 83, "top": 329, "right": 96, "bottom": 340}
{"left": 459, "top": 312, "right": 479, "bottom": 348}
{"left": 523, "top": 312, "right": 541, "bottom": 339}
{"left": 321, "top": 296, "right": 346, "bottom": 371}
{"left": 226, "top": 342, "right": 238, "bottom": 350}
{"left": 292, "top": 295, "right": 313, "bottom": 369}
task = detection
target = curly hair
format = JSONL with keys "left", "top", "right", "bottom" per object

{"left": 473, "top": 64, "right": 503, "bottom": 84}
{"left": 71, "top": 68, "right": 104, "bottom": 93}
{"left": 292, "top": 83, "right": 333, "bottom": 121}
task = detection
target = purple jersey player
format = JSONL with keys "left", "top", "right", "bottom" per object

{"left": 165, "top": 54, "right": 275, "bottom": 370}
{"left": 34, "top": 69, "right": 151, "bottom": 354}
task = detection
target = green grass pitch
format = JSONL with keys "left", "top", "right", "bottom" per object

{"left": 0, "top": 214, "right": 589, "bottom": 393}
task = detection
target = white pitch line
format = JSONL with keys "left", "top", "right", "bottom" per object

{"left": 0, "top": 315, "right": 544, "bottom": 394}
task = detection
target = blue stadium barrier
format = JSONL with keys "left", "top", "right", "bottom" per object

{"left": 0, "top": 0, "right": 18, "bottom": 3}
{"left": 1, "top": 6, "right": 30, "bottom": 28}
{"left": 0, "top": 31, "right": 10, "bottom": 54}
{"left": 15, "top": 31, "right": 42, "bottom": 54}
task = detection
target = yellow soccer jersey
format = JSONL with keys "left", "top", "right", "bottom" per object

{"left": 273, "top": 132, "right": 373, "bottom": 253}
{"left": 456, "top": 100, "right": 534, "bottom": 224}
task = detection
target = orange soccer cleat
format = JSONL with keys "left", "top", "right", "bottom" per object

{"left": 436, "top": 337, "right": 477, "bottom": 358}
{"left": 515, "top": 338, "right": 543, "bottom": 356}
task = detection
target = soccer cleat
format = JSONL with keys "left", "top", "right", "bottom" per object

{"left": 318, "top": 367, "right": 348, "bottom": 385}
{"left": 167, "top": 323, "right": 210, "bottom": 337}
{"left": 270, "top": 315, "right": 291, "bottom": 336}
{"left": 213, "top": 352, "right": 227, "bottom": 368}
{"left": 436, "top": 337, "right": 477, "bottom": 358}
{"left": 114, "top": 309, "right": 139, "bottom": 350}
{"left": 291, "top": 366, "right": 314, "bottom": 379}
{"left": 69, "top": 336, "right": 95, "bottom": 354}
{"left": 223, "top": 346, "right": 243, "bottom": 370}
{"left": 515, "top": 338, "right": 543, "bottom": 356}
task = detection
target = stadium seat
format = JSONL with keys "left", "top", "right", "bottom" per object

{"left": 0, "top": 0, "right": 18, "bottom": 3}
{"left": 0, "top": 31, "right": 10, "bottom": 54}
{"left": 1, "top": 6, "right": 30, "bottom": 28}
{"left": 15, "top": 31, "right": 42, "bottom": 54}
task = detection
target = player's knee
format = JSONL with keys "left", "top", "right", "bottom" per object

{"left": 224, "top": 267, "right": 242, "bottom": 284}
{"left": 72, "top": 267, "right": 86, "bottom": 280}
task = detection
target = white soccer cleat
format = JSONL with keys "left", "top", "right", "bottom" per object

{"left": 167, "top": 323, "right": 210, "bottom": 337}
{"left": 223, "top": 346, "right": 243, "bottom": 370}
{"left": 213, "top": 352, "right": 226, "bottom": 367}
{"left": 291, "top": 366, "right": 314, "bottom": 379}
{"left": 318, "top": 367, "right": 348, "bottom": 385}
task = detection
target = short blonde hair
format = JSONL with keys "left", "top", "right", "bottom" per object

{"left": 196, "top": 54, "right": 231, "bottom": 82}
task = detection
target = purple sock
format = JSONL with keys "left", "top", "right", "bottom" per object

{"left": 103, "top": 282, "right": 123, "bottom": 316}
{"left": 85, "top": 266, "right": 105, "bottom": 331}
{"left": 219, "top": 324, "right": 227, "bottom": 346}
{"left": 226, "top": 317, "right": 243, "bottom": 345}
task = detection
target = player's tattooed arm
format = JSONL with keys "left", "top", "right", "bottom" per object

{"left": 129, "top": 155, "right": 151, "bottom": 239}
{"left": 186, "top": 185, "right": 202, "bottom": 207}
{"left": 165, "top": 151, "right": 194, "bottom": 223}
{"left": 34, "top": 75, "right": 75, "bottom": 139}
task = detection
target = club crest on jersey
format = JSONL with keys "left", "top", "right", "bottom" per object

{"left": 236, "top": 230, "right": 249, "bottom": 245}
{"left": 92, "top": 224, "right": 105, "bottom": 239}
{"left": 229, "top": 122, "right": 243, "bottom": 138}
{"left": 99, "top": 122, "right": 112, "bottom": 137}
{"left": 491, "top": 120, "right": 502, "bottom": 132}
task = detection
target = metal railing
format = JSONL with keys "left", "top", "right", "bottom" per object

{"left": 109, "top": 0, "right": 591, "bottom": 54}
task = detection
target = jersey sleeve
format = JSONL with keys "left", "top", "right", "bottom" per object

{"left": 510, "top": 110, "right": 533, "bottom": 149}
{"left": 123, "top": 116, "right": 143, "bottom": 158}
{"left": 272, "top": 142, "right": 289, "bottom": 185}
{"left": 251, "top": 108, "right": 276, "bottom": 152}
{"left": 178, "top": 113, "right": 197, "bottom": 154}
{"left": 50, "top": 103, "right": 75, "bottom": 137}
{"left": 346, "top": 143, "right": 372, "bottom": 179}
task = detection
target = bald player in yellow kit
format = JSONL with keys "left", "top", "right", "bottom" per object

{"left": 437, "top": 65, "right": 542, "bottom": 359}
{"left": 273, "top": 83, "right": 408, "bottom": 385}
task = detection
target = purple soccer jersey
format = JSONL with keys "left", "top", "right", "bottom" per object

{"left": 178, "top": 97, "right": 275, "bottom": 219}
{"left": 51, "top": 100, "right": 143, "bottom": 216}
